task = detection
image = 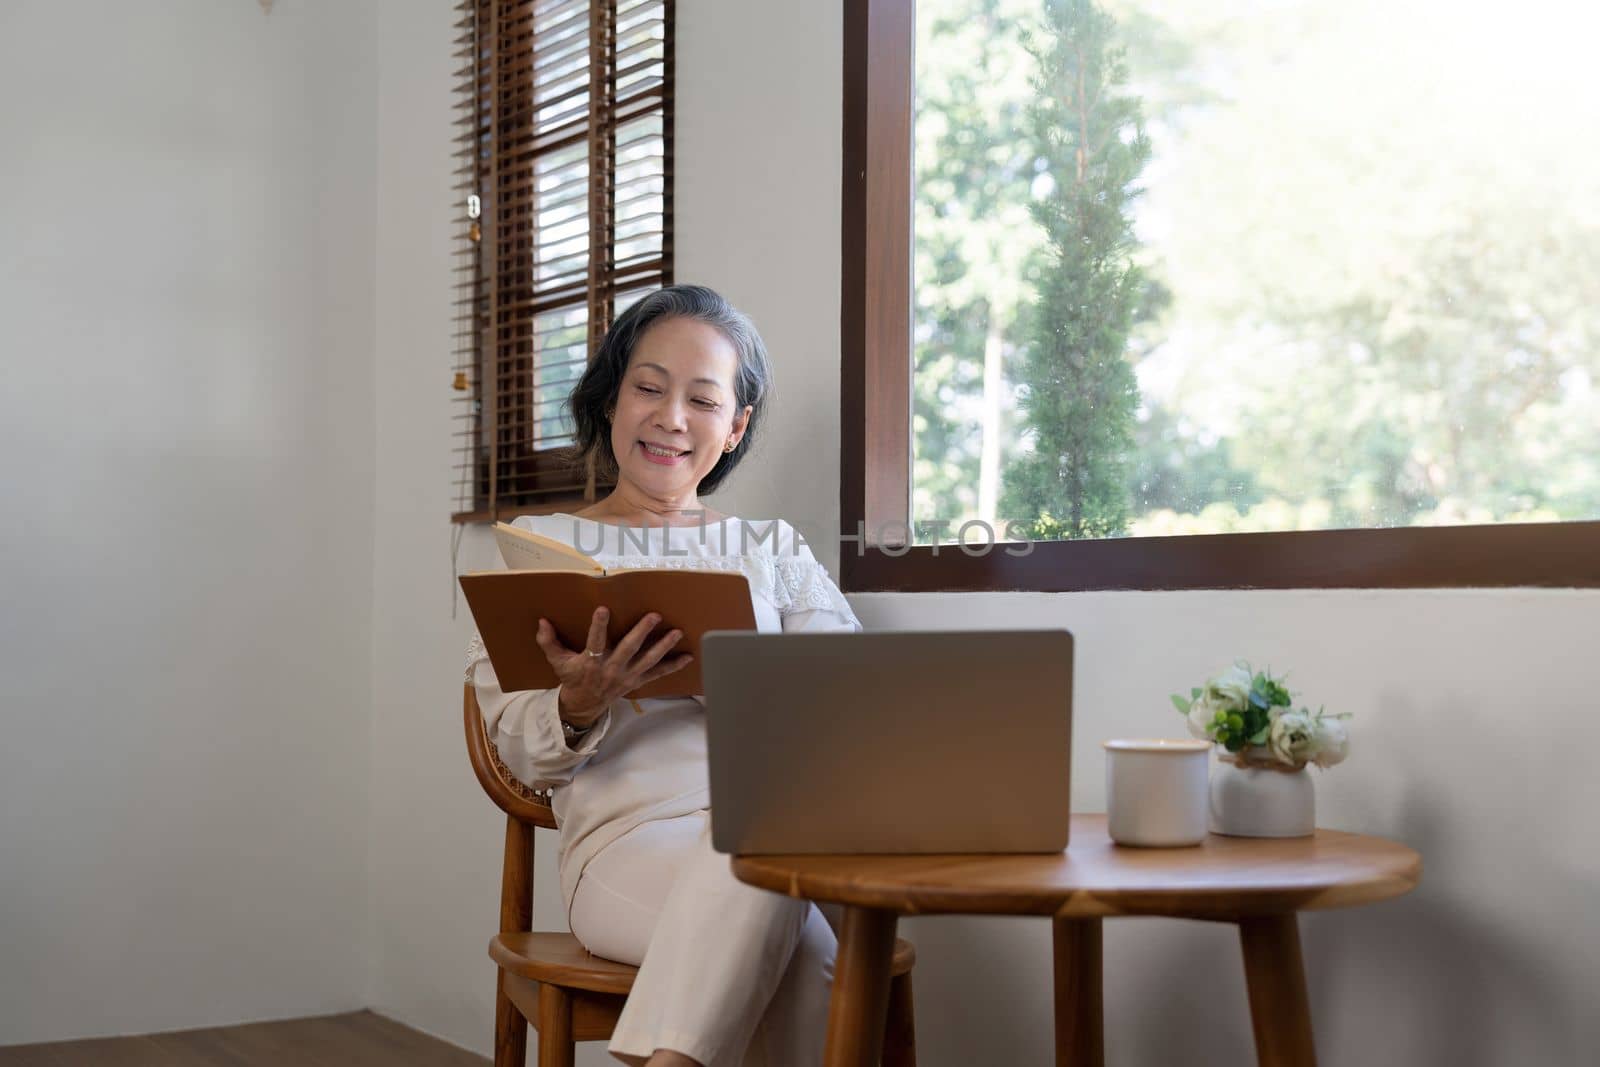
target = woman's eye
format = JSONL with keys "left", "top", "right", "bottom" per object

{"left": 636, "top": 385, "right": 660, "bottom": 395}
{"left": 694, "top": 398, "right": 719, "bottom": 409}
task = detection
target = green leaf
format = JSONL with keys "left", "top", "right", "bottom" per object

{"left": 1191, "top": 687, "right": 1202, "bottom": 700}
{"left": 1171, "top": 694, "right": 1191, "bottom": 714}
{"left": 1249, "top": 726, "right": 1270, "bottom": 745}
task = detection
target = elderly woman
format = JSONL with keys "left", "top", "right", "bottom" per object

{"left": 464, "top": 285, "right": 860, "bottom": 1067}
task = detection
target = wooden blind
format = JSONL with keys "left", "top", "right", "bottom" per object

{"left": 452, "top": 0, "right": 674, "bottom": 524}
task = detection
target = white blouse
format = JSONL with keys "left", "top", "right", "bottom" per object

{"left": 464, "top": 513, "right": 861, "bottom": 916}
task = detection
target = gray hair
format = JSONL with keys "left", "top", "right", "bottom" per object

{"left": 567, "top": 284, "right": 773, "bottom": 495}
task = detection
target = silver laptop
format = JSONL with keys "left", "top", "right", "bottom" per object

{"left": 702, "top": 630, "right": 1073, "bottom": 855}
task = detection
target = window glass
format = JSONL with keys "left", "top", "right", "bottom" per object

{"left": 913, "top": 0, "right": 1600, "bottom": 543}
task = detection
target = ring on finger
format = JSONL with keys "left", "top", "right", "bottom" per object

{"left": 585, "top": 648, "right": 605, "bottom": 659}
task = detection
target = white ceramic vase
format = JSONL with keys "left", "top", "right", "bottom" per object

{"left": 1208, "top": 749, "right": 1315, "bottom": 838}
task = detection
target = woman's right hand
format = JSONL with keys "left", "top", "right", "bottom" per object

{"left": 535, "top": 607, "right": 692, "bottom": 727}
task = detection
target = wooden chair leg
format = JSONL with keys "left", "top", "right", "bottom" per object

{"left": 495, "top": 973, "right": 528, "bottom": 1067}
{"left": 1238, "top": 915, "right": 1317, "bottom": 1067}
{"left": 881, "top": 971, "right": 917, "bottom": 1067}
{"left": 536, "top": 983, "right": 575, "bottom": 1067}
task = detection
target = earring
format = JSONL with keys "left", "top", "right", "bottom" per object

{"left": 723, "top": 439, "right": 736, "bottom": 453}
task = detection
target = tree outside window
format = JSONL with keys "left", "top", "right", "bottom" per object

{"left": 911, "top": 0, "right": 1600, "bottom": 547}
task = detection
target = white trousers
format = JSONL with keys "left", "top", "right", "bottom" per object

{"left": 569, "top": 810, "right": 840, "bottom": 1066}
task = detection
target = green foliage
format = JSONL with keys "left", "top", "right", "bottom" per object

{"left": 1130, "top": 398, "right": 1261, "bottom": 516}
{"left": 914, "top": 0, "right": 1600, "bottom": 536}
{"left": 1133, "top": 0, "right": 1600, "bottom": 530}
{"left": 912, "top": 0, "right": 1044, "bottom": 526}
{"left": 1173, "top": 661, "right": 1351, "bottom": 768}
{"left": 1000, "top": 0, "right": 1149, "bottom": 540}
{"left": 1172, "top": 666, "right": 1289, "bottom": 753}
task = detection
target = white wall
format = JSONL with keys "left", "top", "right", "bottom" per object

{"left": 0, "top": 0, "right": 377, "bottom": 1044}
{"left": 366, "top": 0, "right": 519, "bottom": 1042}
{"left": 852, "top": 591, "right": 1600, "bottom": 1065}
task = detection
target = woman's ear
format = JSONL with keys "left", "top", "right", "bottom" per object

{"left": 730, "top": 404, "right": 753, "bottom": 444}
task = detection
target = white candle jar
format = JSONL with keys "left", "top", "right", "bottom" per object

{"left": 1103, "top": 739, "right": 1213, "bottom": 847}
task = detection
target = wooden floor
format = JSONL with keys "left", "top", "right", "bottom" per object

{"left": 0, "top": 1011, "right": 489, "bottom": 1066}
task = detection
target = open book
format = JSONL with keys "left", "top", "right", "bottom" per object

{"left": 459, "top": 521, "right": 757, "bottom": 698}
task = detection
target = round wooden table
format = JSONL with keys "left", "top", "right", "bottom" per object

{"left": 732, "top": 813, "right": 1421, "bottom": 1067}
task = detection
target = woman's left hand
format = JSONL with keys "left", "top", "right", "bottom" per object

{"left": 535, "top": 608, "right": 691, "bottom": 725}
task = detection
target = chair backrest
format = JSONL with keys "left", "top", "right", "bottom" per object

{"left": 463, "top": 684, "right": 559, "bottom": 831}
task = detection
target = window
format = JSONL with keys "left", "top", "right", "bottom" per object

{"left": 452, "top": 0, "right": 673, "bottom": 524}
{"left": 841, "top": 0, "right": 1600, "bottom": 590}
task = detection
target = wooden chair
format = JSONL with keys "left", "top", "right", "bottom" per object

{"left": 463, "top": 684, "right": 919, "bottom": 1067}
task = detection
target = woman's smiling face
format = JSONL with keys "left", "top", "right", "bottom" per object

{"left": 609, "top": 316, "right": 752, "bottom": 504}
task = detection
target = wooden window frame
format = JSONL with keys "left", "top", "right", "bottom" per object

{"left": 452, "top": 0, "right": 675, "bottom": 526}
{"left": 839, "top": 0, "right": 1600, "bottom": 592}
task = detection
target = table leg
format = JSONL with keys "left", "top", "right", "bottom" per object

{"left": 1238, "top": 915, "right": 1317, "bottom": 1067}
{"left": 1052, "top": 917, "right": 1104, "bottom": 1067}
{"left": 824, "top": 905, "right": 899, "bottom": 1067}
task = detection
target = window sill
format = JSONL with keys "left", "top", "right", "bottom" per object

{"left": 838, "top": 520, "right": 1600, "bottom": 593}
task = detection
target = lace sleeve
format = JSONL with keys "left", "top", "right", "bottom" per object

{"left": 772, "top": 557, "right": 860, "bottom": 626}
{"left": 769, "top": 522, "right": 862, "bottom": 632}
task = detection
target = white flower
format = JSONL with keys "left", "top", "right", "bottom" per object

{"left": 1268, "top": 710, "right": 1317, "bottom": 766}
{"left": 1185, "top": 664, "right": 1253, "bottom": 741}
{"left": 1211, "top": 664, "right": 1253, "bottom": 707}
{"left": 1312, "top": 717, "right": 1350, "bottom": 768}
{"left": 1186, "top": 695, "right": 1220, "bottom": 740}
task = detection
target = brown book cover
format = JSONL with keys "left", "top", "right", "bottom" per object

{"left": 460, "top": 530, "right": 758, "bottom": 697}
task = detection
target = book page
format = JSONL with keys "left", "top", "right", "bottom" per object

{"left": 493, "top": 521, "right": 605, "bottom": 575}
